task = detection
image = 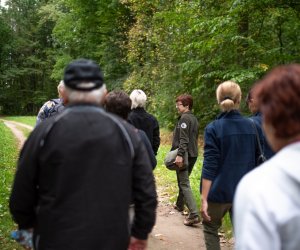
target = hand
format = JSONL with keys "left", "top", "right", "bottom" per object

{"left": 128, "top": 236, "right": 147, "bottom": 250}
{"left": 174, "top": 155, "right": 183, "bottom": 168}
{"left": 200, "top": 199, "right": 211, "bottom": 222}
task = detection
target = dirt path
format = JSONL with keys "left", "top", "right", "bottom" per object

{"left": 148, "top": 187, "right": 234, "bottom": 250}
{"left": 1, "top": 119, "right": 33, "bottom": 149}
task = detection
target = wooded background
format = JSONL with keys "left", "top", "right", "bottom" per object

{"left": 0, "top": 0, "right": 299, "bottom": 129}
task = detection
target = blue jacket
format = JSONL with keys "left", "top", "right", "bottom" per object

{"left": 250, "top": 112, "right": 275, "bottom": 160}
{"left": 201, "top": 110, "right": 261, "bottom": 203}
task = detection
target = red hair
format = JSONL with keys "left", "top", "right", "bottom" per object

{"left": 176, "top": 94, "right": 193, "bottom": 109}
{"left": 253, "top": 64, "right": 300, "bottom": 138}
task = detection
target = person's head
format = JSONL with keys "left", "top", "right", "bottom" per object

{"left": 175, "top": 94, "right": 193, "bottom": 114}
{"left": 245, "top": 88, "right": 259, "bottom": 114}
{"left": 105, "top": 90, "right": 132, "bottom": 120}
{"left": 216, "top": 80, "right": 241, "bottom": 112}
{"left": 61, "top": 59, "right": 107, "bottom": 105}
{"left": 130, "top": 89, "right": 147, "bottom": 109}
{"left": 253, "top": 64, "right": 300, "bottom": 152}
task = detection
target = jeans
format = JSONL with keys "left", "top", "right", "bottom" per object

{"left": 203, "top": 202, "right": 232, "bottom": 250}
{"left": 175, "top": 157, "right": 198, "bottom": 218}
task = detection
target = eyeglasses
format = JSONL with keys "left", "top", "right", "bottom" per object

{"left": 175, "top": 103, "right": 183, "bottom": 108}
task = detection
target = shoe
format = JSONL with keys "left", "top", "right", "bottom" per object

{"left": 173, "top": 205, "right": 184, "bottom": 212}
{"left": 183, "top": 216, "right": 200, "bottom": 226}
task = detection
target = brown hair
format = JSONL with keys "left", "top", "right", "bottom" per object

{"left": 105, "top": 90, "right": 132, "bottom": 120}
{"left": 253, "top": 64, "right": 300, "bottom": 138}
{"left": 176, "top": 94, "right": 193, "bottom": 109}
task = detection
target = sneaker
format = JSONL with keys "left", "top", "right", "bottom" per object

{"left": 183, "top": 216, "right": 200, "bottom": 226}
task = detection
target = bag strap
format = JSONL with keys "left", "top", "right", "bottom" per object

{"left": 249, "top": 118, "right": 265, "bottom": 161}
{"left": 40, "top": 105, "right": 135, "bottom": 159}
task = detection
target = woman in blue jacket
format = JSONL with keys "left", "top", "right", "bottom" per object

{"left": 200, "top": 81, "right": 261, "bottom": 250}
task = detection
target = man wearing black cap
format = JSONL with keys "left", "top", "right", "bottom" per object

{"left": 9, "top": 59, "right": 157, "bottom": 250}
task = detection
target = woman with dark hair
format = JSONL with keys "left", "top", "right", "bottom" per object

{"left": 246, "top": 89, "right": 274, "bottom": 160}
{"left": 171, "top": 94, "right": 200, "bottom": 226}
{"left": 234, "top": 64, "right": 300, "bottom": 250}
{"left": 201, "top": 81, "right": 260, "bottom": 250}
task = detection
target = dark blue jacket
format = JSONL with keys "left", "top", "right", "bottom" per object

{"left": 201, "top": 110, "right": 261, "bottom": 203}
{"left": 250, "top": 112, "right": 275, "bottom": 160}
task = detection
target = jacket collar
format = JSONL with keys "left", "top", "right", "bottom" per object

{"left": 133, "top": 107, "right": 146, "bottom": 112}
{"left": 216, "top": 109, "right": 241, "bottom": 120}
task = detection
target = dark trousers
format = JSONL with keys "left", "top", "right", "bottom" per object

{"left": 203, "top": 202, "right": 232, "bottom": 250}
{"left": 175, "top": 157, "right": 198, "bottom": 217}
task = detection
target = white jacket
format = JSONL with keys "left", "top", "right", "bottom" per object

{"left": 234, "top": 142, "right": 300, "bottom": 250}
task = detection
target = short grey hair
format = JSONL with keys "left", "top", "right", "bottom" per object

{"left": 63, "top": 83, "right": 107, "bottom": 105}
{"left": 130, "top": 89, "right": 147, "bottom": 109}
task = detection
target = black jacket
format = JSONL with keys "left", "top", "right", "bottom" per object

{"left": 10, "top": 104, "right": 157, "bottom": 250}
{"left": 128, "top": 107, "right": 160, "bottom": 155}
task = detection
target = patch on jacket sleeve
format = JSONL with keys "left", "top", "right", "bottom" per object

{"left": 180, "top": 122, "right": 187, "bottom": 129}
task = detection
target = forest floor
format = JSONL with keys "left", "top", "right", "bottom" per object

{"left": 3, "top": 120, "right": 234, "bottom": 250}
{"left": 148, "top": 186, "right": 233, "bottom": 250}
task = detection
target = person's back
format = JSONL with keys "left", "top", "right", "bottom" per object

{"left": 36, "top": 81, "right": 65, "bottom": 125}
{"left": 203, "top": 110, "right": 258, "bottom": 202}
{"left": 128, "top": 89, "right": 160, "bottom": 155}
{"left": 29, "top": 107, "right": 153, "bottom": 249}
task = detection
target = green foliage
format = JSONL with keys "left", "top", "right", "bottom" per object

{"left": 0, "top": 122, "right": 22, "bottom": 250}
{"left": 0, "top": 0, "right": 299, "bottom": 129}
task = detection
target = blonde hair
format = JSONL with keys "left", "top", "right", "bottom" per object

{"left": 57, "top": 80, "right": 65, "bottom": 98}
{"left": 216, "top": 81, "right": 241, "bottom": 112}
{"left": 130, "top": 89, "right": 147, "bottom": 109}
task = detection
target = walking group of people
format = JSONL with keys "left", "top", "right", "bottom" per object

{"left": 8, "top": 58, "right": 300, "bottom": 250}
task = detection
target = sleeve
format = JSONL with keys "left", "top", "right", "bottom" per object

{"left": 9, "top": 127, "right": 44, "bottom": 229}
{"left": 139, "top": 130, "right": 157, "bottom": 169}
{"left": 234, "top": 175, "right": 280, "bottom": 250}
{"left": 177, "top": 116, "right": 190, "bottom": 157}
{"left": 130, "top": 133, "right": 157, "bottom": 240}
{"left": 201, "top": 123, "right": 220, "bottom": 181}
{"left": 152, "top": 118, "right": 160, "bottom": 155}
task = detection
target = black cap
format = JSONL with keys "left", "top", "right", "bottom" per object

{"left": 64, "top": 59, "right": 104, "bottom": 91}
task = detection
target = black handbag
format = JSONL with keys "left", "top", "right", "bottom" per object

{"left": 164, "top": 148, "right": 188, "bottom": 171}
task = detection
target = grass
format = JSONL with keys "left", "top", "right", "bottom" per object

{"left": 3, "top": 116, "right": 36, "bottom": 127}
{"left": 0, "top": 121, "right": 23, "bottom": 250}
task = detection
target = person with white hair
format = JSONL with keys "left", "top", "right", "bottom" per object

{"left": 128, "top": 89, "right": 160, "bottom": 155}
{"left": 9, "top": 59, "right": 157, "bottom": 250}
{"left": 36, "top": 80, "right": 65, "bottom": 125}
